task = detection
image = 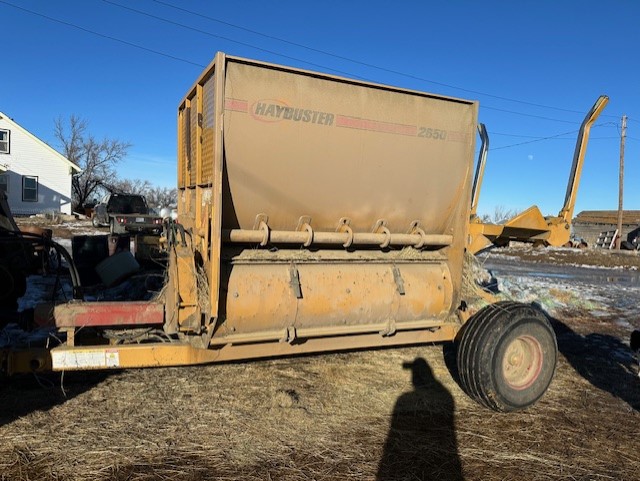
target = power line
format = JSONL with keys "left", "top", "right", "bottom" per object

{"left": 481, "top": 106, "right": 578, "bottom": 124}
{"left": 0, "top": 0, "right": 205, "bottom": 68}
{"left": 148, "top": 0, "right": 620, "bottom": 119}
{"left": 489, "top": 131, "right": 575, "bottom": 139}
{"left": 99, "top": 0, "right": 366, "bottom": 79}
{"left": 2, "top": 0, "right": 629, "bottom": 126}
{"left": 492, "top": 129, "right": 580, "bottom": 150}
{"left": 101, "top": 0, "right": 603, "bottom": 125}
{"left": 488, "top": 122, "right": 613, "bottom": 141}
{"left": 491, "top": 122, "right": 621, "bottom": 150}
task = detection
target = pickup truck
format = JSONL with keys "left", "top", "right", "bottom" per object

{"left": 91, "top": 193, "right": 163, "bottom": 234}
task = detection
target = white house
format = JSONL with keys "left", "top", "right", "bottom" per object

{"left": 0, "top": 112, "right": 80, "bottom": 215}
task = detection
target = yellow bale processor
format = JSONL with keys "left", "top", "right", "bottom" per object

{"left": 2, "top": 53, "right": 559, "bottom": 412}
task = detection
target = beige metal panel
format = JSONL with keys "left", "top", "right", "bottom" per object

{"left": 220, "top": 261, "right": 451, "bottom": 335}
{"left": 221, "top": 60, "right": 477, "bottom": 234}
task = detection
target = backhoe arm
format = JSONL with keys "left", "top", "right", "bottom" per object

{"left": 558, "top": 95, "right": 609, "bottom": 223}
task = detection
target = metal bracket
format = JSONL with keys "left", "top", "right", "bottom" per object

{"left": 289, "top": 263, "right": 303, "bottom": 299}
{"left": 337, "top": 217, "right": 354, "bottom": 248}
{"left": 296, "top": 216, "right": 312, "bottom": 231}
{"left": 379, "top": 319, "right": 397, "bottom": 337}
{"left": 280, "top": 326, "right": 297, "bottom": 344}
{"left": 373, "top": 219, "right": 391, "bottom": 248}
{"left": 253, "top": 213, "right": 269, "bottom": 230}
{"left": 253, "top": 214, "right": 270, "bottom": 246}
{"left": 409, "top": 220, "right": 427, "bottom": 249}
{"left": 296, "top": 216, "right": 314, "bottom": 247}
{"left": 392, "top": 265, "right": 406, "bottom": 295}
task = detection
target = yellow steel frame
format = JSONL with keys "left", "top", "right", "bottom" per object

{"left": 45, "top": 323, "right": 459, "bottom": 372}
{"left": 467, "top": 95, "right": 609, "bottom": 254}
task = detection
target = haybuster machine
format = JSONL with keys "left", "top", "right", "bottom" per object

{"left": 5, "top": 53, "right": 558, "bottom": 412}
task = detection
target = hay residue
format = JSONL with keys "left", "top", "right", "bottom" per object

{"left": 460, "top": 252, "right": 503, "bottom": 314}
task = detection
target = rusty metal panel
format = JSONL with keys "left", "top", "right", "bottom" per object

{"left": 54, "top": 302, "right": 164, "bottom": 328}
{"left": 201, "top": 73, "right": 216, "bottom": 184}
{"left": 189, "top": 97, "right": 198, "bottom": 186}
{"left": 221, "top": 261, "right": 452, "bottom": 335}
{"left": 177, "top": 109, "right": 185, "bottom": 188}
{"left": 181, "top": 102, "right": 194, "bottom": 188}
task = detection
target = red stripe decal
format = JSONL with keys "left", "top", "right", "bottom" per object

{"left": 446, "top": 131, "right": 468, "bottom": 142}
{"left": 225, "top": 98, "right": 248, "bottom": 112}
{"left": 336, "top": 115, "right": 417, "bottom": 136}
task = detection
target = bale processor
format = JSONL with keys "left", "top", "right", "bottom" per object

{"left": 1, "top": 53, "right": 558, "bottom": 412}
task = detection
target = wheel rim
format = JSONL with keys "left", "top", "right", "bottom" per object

{"left": 502, "top": 335, "right": 543, "bottom": 390}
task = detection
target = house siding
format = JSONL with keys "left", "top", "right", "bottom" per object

{"left": 0, "top": 116, "right": 74, "bottom": 215}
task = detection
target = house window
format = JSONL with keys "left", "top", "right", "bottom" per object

{"left": 0, "top": 129, "right": 9, "bottom": 154}
{"left": 0, "top": 174, "right": 7, "bottom": 194}
{"left": 22, "top": 175, "right": 38, "bottom": 202}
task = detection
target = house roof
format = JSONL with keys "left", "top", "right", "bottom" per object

{"left": 0, "top": 112, "right": 82, "bottom": 173}
{"left": 574, "top": 210, "right": 640, "bottom": 226}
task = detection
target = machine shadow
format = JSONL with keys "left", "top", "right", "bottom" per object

{"left": 0, "top": 370, "right": 112, "bottom": 428}
{"left": 547, "top": 315, "right": 640, "bottom": 412}
{"left": 377, "top": 357, "right": 464, "bottom": 481}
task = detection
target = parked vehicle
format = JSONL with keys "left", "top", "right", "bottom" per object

{"left": 92, "top": 193, "right": 163, "bottom": 234}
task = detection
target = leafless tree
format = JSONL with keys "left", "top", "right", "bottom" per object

{"left": 480, "top": 205, "right": 519, "bottom": 224}
{"left": 54, "top": 115, "right": 131, "bottom": 211}
{"left": 108, "top": 178, "right": 152, "bottom": 196}
{"left": 145, "top": 186, "right": 177, "bottom": 208}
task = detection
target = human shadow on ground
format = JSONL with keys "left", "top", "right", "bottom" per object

{"left": 547, "top": 315, "right": 639, "bottom": 411}
{"left": 0, "top": 371, "right": 111, "bottom": 427}
{"left": 377, "top": 357, "right": 464, "bottom": 481}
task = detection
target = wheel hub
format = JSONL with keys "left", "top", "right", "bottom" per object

{"left": 502, "top": 335, "right": 543, "bottom": 390}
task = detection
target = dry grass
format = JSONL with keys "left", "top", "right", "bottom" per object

{"left": 1, "top": 225, "right": 639, "bottom": 480}
{"left": 2, "top": 310, "right": 639, "bottom": 481}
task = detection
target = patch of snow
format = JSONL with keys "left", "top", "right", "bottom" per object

{"left": 0, "top": 323, "right": 54, "bottom": 348}
{"left": 17, "top": 275, "right": 52, "bottom": 312}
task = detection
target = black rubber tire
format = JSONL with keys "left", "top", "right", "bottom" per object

{"left": 457, "top": 301, "right": 557, "bottom": 412}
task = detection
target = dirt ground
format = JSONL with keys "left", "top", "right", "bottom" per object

{"left": 1, "top": 223, "right": 639, "bottom": 481}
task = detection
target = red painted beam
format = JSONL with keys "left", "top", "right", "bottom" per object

{"left": 54, "top": 302, "right": 164, "bottom": 328}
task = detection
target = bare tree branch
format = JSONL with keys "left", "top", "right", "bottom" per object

{"left": 55, "top": 116, "right": 131, "bottom": 211}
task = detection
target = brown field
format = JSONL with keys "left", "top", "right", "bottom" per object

{"left": 1, "top": 223, "right": 639, "bottom": 480}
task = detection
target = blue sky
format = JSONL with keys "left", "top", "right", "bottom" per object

{"left": 2, "top": 0, "right": 639, "bottom": 218}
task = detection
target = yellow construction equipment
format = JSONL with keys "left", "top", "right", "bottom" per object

{"left": 467, "top": 95, "right": 609, "bottom": 254}
{"left": 1, "top": 53, "right": 559, "bottom": 412}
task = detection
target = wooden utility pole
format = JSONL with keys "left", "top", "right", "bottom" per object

{"left": 616, "top": 115, "right": 627, "bottom": 249}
